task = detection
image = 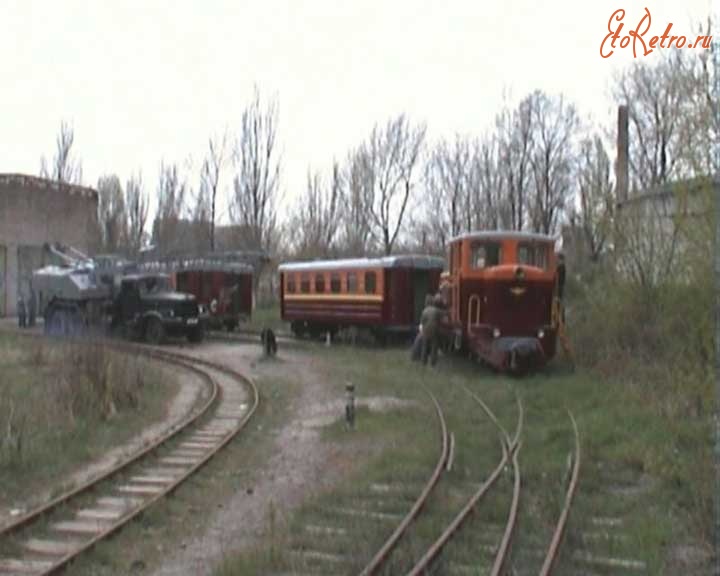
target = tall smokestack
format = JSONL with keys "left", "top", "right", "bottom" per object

{"left": 616, "top": 105, "right": 629, "bottom": 203}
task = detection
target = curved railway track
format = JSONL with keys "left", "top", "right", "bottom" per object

{"left": 358, "top": 385, "right": 524, "bottom": 576}
{"left": 0, "top": 341, "right": 259, "bottom": 576}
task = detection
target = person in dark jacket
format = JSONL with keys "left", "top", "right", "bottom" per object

{"left": 420, "top": 295, "right": 447, "bottom": 367}
{"left": 410, "top": 295, "right": 434, "bottom": 362}
{"left": 17, "top": 294, "right": 26, "bottom": 328}
{"left": 556, "top": 253, "right": 566, "bottom": 301}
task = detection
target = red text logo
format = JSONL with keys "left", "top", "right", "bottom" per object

{"left": 600, "top": 8, "right": 712, "bottom": 58}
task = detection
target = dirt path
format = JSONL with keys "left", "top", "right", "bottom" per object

{"left": 150, "top": 341, "right": 357, "bottom": 576}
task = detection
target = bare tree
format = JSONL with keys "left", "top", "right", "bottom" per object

{"left": 229, "top": 90, "right": 281, "bottom": 253}
{"left": 423, "top": 135, "right": 471, "bottom": 250}
{"left": 529, "top": 91, "right": 579, "bottom": 234}
{"left": 339, "top": 149, "right": 373, "bottom": 256}
{"left": 153, "top": 162, "right": 188, "bottom": 255}
{"left": 201, "top": 132, "right": 229, "bottom": 251}
{"left": 496, "top": 98, "right": 534, "bottom": 231}
{"left": 40, "top": 121, "right": 82, "bottom": 185}
{"left": 573, "top": 135, "right": 614, "bottom": 261}
{"left": 190, "top": 176, "right": 212, "bottom": 253}
{"left": 613, "top": 50, "right": 704, "bottom": 190}
{"left": 125, "top": 174, "right": 148, "bottom": 256}
{"left": 96, "top": 175, "right": 126, "bottom": 252}
{"left": 290, "top": 163, "right": 342, "bottom": 258}
{"left": 472, "top": 134, "right": 504, "bottom": 229}
{"left": 358, "top": 115, "right": 426, "bottom": 255}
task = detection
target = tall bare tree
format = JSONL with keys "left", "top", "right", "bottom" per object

{"left": 358, "top": 115, "right": 426, "bottom": 255}
{"left": 290, "top": 163, "right": 342, "bottom": 258}
{"left": 613, "top": 50, "right": 706, "bottom": 190}
{"left": 472, "top": 134, "right": 504, "bottom": 229}
{"left": 97, "top": 175, "right": 126, "bottom": 252}
{"left": 423, "top": 135, "right": 472, "bottom": 250}
{"left": 529, "top": 91, "right": 579, "bottom": 234}
{"left": 125, "top": 173, "right": 148, "bottom": 256}
{"left": 201, "top": 132, "right": 228, "bottom": 251}
{"left": 229, "top": 90, "right": 281, "bottom": 253}
{"left": 496, "top": 97, "right": 534, "bottom": 231}
{"left": 573, "top": 135, "right": 614, "bottom": 261}
{"left": 153, "top": 162, "right": 188, "bottom": 255}
{"left": 339, "top": 149, "right": 373, "bottom": 256}
{"left": 40, "top": 121, "right": 82, "bottom": 185}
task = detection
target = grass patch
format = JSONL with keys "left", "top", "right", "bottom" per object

{"left": 215, "top": 345, "right": 713, "bottom": 575}
{"left": 0, "top": 334, "right": 175, "bottom": 509}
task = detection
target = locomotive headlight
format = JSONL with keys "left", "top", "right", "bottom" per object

{"left": 492, "top": 328, "right": 501, "bottom": 338}
{"left": 537, "top": 329, "right": 545, "bottom": 339}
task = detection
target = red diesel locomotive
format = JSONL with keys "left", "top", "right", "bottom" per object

{"left": 442, "top": 231, "right": 562, "bottom": 373}
{"left": 279, "top": 255, "right": 444, "bottom": 339}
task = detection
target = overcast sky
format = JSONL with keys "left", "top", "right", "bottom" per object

{"left": 0, "top": 0, "right": 714, "bottom": 222}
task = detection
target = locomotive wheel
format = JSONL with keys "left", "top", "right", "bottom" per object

{"left": 144, "top": 318, "right": 166, "bottom": 345}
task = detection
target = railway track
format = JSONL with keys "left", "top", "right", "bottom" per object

{"left": 0, "top": 341, "right": 259, "bottom": 576}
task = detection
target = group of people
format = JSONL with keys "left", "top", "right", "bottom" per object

{"left": 17, "top": 290, "right": 37, "bottom": 328}
{"left": 411, "top": 292, "right": 448, "bottom": 367}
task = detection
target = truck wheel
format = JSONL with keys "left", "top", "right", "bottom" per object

{"left": 144, "top": 318, "right": 165, "bottom": 345}
{"left": 188, "top": 325, "right": 205, "bottom": 343}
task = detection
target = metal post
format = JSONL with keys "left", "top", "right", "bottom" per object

{"left": 345, "top": 382, "right": 355, "bottom": 429}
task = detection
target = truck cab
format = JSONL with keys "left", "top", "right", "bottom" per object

{"left": 115, "top": 274, "right": 204, "bottom": 343}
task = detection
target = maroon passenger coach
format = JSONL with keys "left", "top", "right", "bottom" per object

{"left": 279, "top": 255, "right": 445, "bottom": 339}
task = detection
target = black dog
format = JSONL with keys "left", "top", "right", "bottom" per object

{"left": 261, "top": 328, "right": 277, "bottom": 357}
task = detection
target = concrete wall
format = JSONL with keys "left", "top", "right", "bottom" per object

{"left": 0, "top": 174, "right": 99, "bottom": 316}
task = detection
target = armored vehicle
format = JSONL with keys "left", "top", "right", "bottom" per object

{"left": 32, "top": 244, "right": 204, "bottom": 343}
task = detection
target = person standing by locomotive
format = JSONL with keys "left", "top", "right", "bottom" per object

{"left": 17, "top": 293, "right": 26, "bottom": 328}
{"left": 556, "top": 253, "right": 566, "bottom": 301}
{"left": 420, "top": 295, "right": 446, "bottom": 367}
{"left": 411, "top": 294, "right": 434, "bottom": 362}
{"left": 28, "top": 288, "right": 36, "bottom": 327}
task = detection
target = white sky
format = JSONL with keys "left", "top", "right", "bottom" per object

{"left": 0, "top": 0, "right": 714, "bottom": 223}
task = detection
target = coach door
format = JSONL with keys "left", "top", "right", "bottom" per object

{"left": 412, "top": 269, "right": 430, "bottom": 324}
{"left": 0, "top": 246, "right": 5, "bottom": 316}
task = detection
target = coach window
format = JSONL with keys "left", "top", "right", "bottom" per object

{"left": 315, "top": 273, "right": 325, "bottom": 293}
{"left": 287, "top": 274, "right": 296, "bottom": 294}
{"left": 300, "top": 274, "right": 310, "bottom": 293}
{"left": 471, "top": 242, "right": 501, "bottom": 269}
{"left": 330, "top": 272, "right": 341, "bottom": 293}
{"left": 364, "top": 271, "right": 376, "bottom": 294}
{"left": 347, "top": 272, "right": 358, "bottom": 293}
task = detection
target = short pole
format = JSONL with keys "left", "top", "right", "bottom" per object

{"left": 326, "top": 331, "right": 331, "bottom": 347}
{"left": 345, "top": 382, "right": 355, "bottom": 429}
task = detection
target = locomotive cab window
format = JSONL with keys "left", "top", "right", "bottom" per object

{"left": 364, "top": 271, "right": 376, "bottom": 294}
{"left": 300, "top": 274, "right": 310, "bottom": 293}
{"left": 287, "top": 274, "right": 296, "bottom": 294}
{"left": 315, "top": 273, "right": 325, "bottom": 293}
{"left": 330, "top": 273, "right": 341, "bottom": 293}
{"left": 471, "top": 242, "right": 502, "bottom": 269}
{"left": 518, "top": 244, "right": 548, "bottom": 269}
{"left": 347, "top": 272, "right": 358, "bottom": 293}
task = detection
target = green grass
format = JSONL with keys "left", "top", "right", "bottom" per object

{"left": 215, "top": 345, "right": 713, "bottom": 575}
{"left": 0, "top": 334, "right": 175, "bottom": 509}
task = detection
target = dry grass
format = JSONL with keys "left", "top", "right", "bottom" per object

{"left": 0, "top": 334, "right": 172, "bottom": 507}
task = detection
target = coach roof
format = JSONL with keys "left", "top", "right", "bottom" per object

{"left": 278, "top": 254, "right": 445, "bottom": 272}
{"left": 450, "top": 230, "right": 556, "bottom": 244}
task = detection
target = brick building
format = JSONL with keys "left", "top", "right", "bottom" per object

{"left": 0, "top": 174, "right": 99, "bottom": 316}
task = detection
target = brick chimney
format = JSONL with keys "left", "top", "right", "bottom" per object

{"left": 616, "top": 105, "right": 629, "bottom": 204}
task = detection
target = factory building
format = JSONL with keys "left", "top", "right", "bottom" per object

{"left": 0, "top": 174, "right": 99, "bottom": 316}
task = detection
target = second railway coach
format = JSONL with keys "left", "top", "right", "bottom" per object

{"left": 279, "top": 255, "right": 445, "bottom": 339}
{"left": 140, "top": 258, "right": 253, "bottom": 331}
